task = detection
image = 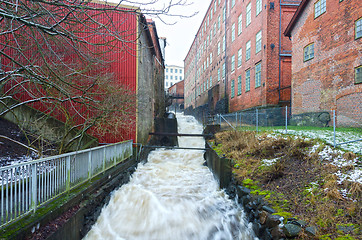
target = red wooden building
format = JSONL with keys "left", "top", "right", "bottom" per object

{"left": 0, "top": 1, "right": 165, "bottom": 147}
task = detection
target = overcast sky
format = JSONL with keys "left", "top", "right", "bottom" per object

{"left": 117, "top": 0, "right": 211, "bottom": 67}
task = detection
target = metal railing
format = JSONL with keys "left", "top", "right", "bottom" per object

{"left": 208, "top": 107, "right": 361, "bottom": 153}
{"left": 0, "top": 140, "right": 133, "bottom": 227}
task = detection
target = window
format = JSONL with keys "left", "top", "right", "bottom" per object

{"left": 231, "top": 79, "right": 235, "bottom": 98}
{"left": 214, "top": 1, "right": 217, "bottom": 12}
{"left": 246, "top": 3, "right": 251, "bottom": 27}
{"left": 175, "top": 69, "right": 178, "bottom": 73}
{"left": 175, "top": 76, "right": 178, "bottom": 80}
{"left": 356, "top": 66, "right": 362, "bottom": 84}
{"left": 223, "top": 7, "right": 226, "bottom": 22}
{"left": 207, "top": 15, "right": 210, "bottom": 27}
{"left": 238, "top": 48, "right": 242, "bottom": 67}
{"left": 245, "top": 69, "right": 250, "bottom": 92}
{"left": 356, "top": 18, "right": 362, "bottom": 39}
{"left": 246, "top": 40, "right": 251, "bottom": 61}
{"left": 304, "top": 43, "right": 314, "bottom": 61}
{"left": 210, "top": 9, "right": 213, "bottom": 20}
{"left": 214, "top": 23, "right": 217, "bottom": 36}
{"left": 170, "top": 68, "right": 173, "bottom": 73}
{"left": 255, "top": 62, "right": 261, "bottom": 88}
{"left": 218, "top": 15, "right": 221, "bottom": 29}
{"left": 256, "top": 0, "right": 262, "bottom": 16}
{"left": 170, "top": 81, "right": 173, "bottom": 86}
{"left": 207, "top": 78, "right": 209, "bottom": 89}
{"left": 218, "top": 41, "right": 221, "bottom": 55}
{"left": 166, "top": 68, "right": 168, "bottom": 73}
{"left": 166, "top": 82, "right": 168, "bottom": 87}
{"left": 231, "top": 55, "right": 235, "bottom": 72}
{"left": 210, "top": 76, "right": 213, "bottom": 87}
{"left": 232, "top": 0, "right": 235, "bottom": 8}
{"left": 237, "top": 75, "right": 242, "bottom": 95}
{"left": 218, "top": 68, "right": 221, "bottom": 81}
{"left": 180, "top": 77, "right": 183, "bottom": 80}
{"left": 223, "top": 34, "right": 226, "bottom": 52}
{"left": 314, "top": 0, "right": 326, "bottom": 18}
{"left": 222, "top": 63, "right": 226, "bottom": 78}
{"left": 170, "top": 76, "right": 173, "bottom": 80}
{"left": 256, "top": 30, "right": 262, "bottom": 53}
{"left": 166, "top": 75, "right": 168, "bottom": 79}
{"left": 238, "top": 14, "right": 242, "bottom": 35}
{"left": 231, "top": 23, "right": 235, "bottom": 42}
{"left": 180, "top": 69, "right": 183, "bottom": 74}
{"left": 210, "top": 53, "right": 213, "bottom": 64}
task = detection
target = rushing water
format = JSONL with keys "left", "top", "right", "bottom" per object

{"left": 84, "top": 114, "right": 257, "bottom": 240}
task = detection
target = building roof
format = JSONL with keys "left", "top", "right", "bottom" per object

{"left": 284, "top": 0, "right": 309, "bottom": 37}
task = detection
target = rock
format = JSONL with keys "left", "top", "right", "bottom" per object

{"left": 259, "top": 210, "right": 268, "bottom": 224}
{"left": 282, "top": 223, "right": 302, "bottom": 238}
{"left": 287, "top": 219, "right": 307, "bottom": 227}
{"left": 240, "top": 195, "right": 251, "bottom": 206}
{"left": 266, "top": 215, "right": 282, "bottom": 229}
{"left": 337, "top": 224, "right": 355, "bottom": 234}
{"left": 270, "top": 226, "right": 285, "bottom": 240}
{"left": 237, "top": 186, "right": 251, "bottom": 197}
{"left": 305, "top": 226, "right": 318, "bottom": 237}
{"left": 261, "top": 229, "right": 273, "bottom": 240}
{"left": 262, "top": 205, "right": 276, "bottom": 214}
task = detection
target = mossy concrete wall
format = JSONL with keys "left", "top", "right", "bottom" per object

{"left": 0, "top": 98, "right": 98, "bottom": 152}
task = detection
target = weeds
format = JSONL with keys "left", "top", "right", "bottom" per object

{"left": 212, "top": 130, "right": 362, "bottom": 239}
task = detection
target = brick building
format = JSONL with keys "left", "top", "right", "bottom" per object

{"left": 285, "top": 0, "right": 362, "bottom": 127}
{"left": 184, "top": 0, "right": 299, "bottom": 115}
{"left": 165, "top": 65, "right": 184, "bottom": 90}
{"left": 167, "top": 80, "right": 185, "bottom": 111}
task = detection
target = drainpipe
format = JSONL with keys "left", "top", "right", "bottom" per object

{"left": 278, "top": 0, "right": 282, "bottom": 104}
{"left": 194, "top": 35, "right": 198, "bottom": 109}
{"left": 224, "top": 0, "right": 228, "bottom": 113}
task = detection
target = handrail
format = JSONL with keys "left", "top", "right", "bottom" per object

{"left": 0, "top": 140, "right": 133, "bottom": 227}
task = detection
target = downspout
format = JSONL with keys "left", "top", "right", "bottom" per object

{"left": 278, "top": 0, "right": 282, "bottom": 104}
{"left": 224, "top": 0, "right": 228, "bottom": 113}
{"left": 194, "top": 36, "right": 198, "bottom": 109}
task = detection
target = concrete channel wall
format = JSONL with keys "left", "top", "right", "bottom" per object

{"left": 203, "top": 126, "right": 282, "bottom": 240}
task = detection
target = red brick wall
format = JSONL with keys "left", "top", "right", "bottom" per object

{"left": 228, "top": 0, "right": 297, "bottom": 112}
{"left": 290, "top": 0, "right": 362, "bottom": 127}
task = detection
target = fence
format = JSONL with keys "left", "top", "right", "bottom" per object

{"left": 0, "top": 140, "right": 133, "bottom": 227}
{"left": 206, "top": 107, "right": 362, "bottom": 153}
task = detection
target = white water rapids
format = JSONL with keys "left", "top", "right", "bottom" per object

{"left": 84, "top": 114, "right": 257, "bottom": 240}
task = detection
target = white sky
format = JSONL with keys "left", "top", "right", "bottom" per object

{"left": 118, "top": 0, "right": 211, "bottom": 67}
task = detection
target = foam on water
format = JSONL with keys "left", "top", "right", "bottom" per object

{"left": 84, "top": 113, "right": 256, "bottom": 240}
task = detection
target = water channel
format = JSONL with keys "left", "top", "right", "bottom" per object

{"left": 84, "top": 113, "right": 257, "bottom": 240}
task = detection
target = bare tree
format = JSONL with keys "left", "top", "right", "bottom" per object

{"left": 0, "top": 0, "right": 193, "bottom": 154}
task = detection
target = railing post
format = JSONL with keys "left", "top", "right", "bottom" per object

{"left": 103, "top": 148, "right": 106, "bottom": 171}
{"left": 256, "top": 109, "right": 259, "bottom": 132}
{"left": 66, "top": 156, "right": 71, "bottom": 192}
{"left": 31, "top": 164, "right": 37, "bottom": 213}
{"left": 333, "top": 110, "right": 336, "bottom": 148}
{"left": 285, "top": 106, "right": 288, "bottom": 134}
{"left": 235, "top": 112, "right": 238, "bottom": 128}
{"left": 88, "top": 151, "right": 92, "bottom": 179}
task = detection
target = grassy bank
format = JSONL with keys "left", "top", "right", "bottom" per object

{"left": 210, "top": 130, "right": 361, "bottom": 239}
